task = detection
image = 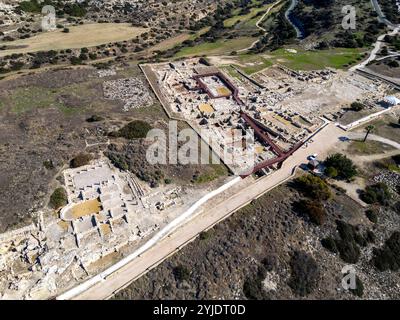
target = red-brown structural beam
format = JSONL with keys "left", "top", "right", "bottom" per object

{"left": 239, "top": 112, "right": 305, "bottom": 178}
{"left": 240, "top": 112, "right": 284, "bottom": 156}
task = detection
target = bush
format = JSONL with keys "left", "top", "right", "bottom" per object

{"left": 321, "top": 237, "right": 338, "bottom": 253}
{"left": 335, "top": 220, "right": 362, "bottom": 263}
{"left": 360, "top": 183, "right": 391, "bottom": 205}
{"left": 294, "top": 174, "right": 331, "bottom": 200}
{"left": 49, "top": 187, "right": 68, "bottom": 209}
{"left": 70, "top": 56, "right": 82, "bottom": 65}
{"left": 86, "top": 115, "right": 104, "bottom": 122}
{"left": 70, "top": 153, "right": 92, "bottom": 168}
{"left": 350, "top": 102, "right": 364, "bottom": 111}
{"left": 199, "top": 230, "right": 212, "bottom": 240}
{"left": 243, "top": 264, "right": 270, "bottom": 299}
{"left": 335, "top": 238, "right": 361, "bottom": 264}
{"left": 371, "top": 231, "right": 400, "bottom": 271}
{"left": 173, "top": 265, "right": 190, "bottom": 282}
{"left": 295, "top": 199, "right": 327, "bottom": 226}
{"left": 114, "top": 120, "right": 152, "bottom": 139}
{"left": 365, "top": 209, "right": 378, "bottom": 223}
{"left": 324, "top": 153, "right": 358, "bottom": 180}
{"left": 106, "top": 153, "right": 129, "bottom": 171}
{"left": 288, "top": 251, "right": 320, "bottom": 297}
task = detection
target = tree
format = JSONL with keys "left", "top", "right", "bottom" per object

{"left": 325, "top": 166, "right": 338, "bottom": 178}
{"left": 363, "top": 125, "right": 375, "bottom": 142}
{"left": 324, "top": 153, "right": 358, "bottom": 180}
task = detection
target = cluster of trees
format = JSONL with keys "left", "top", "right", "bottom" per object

{"left": 18, "top": 0, "right": 88, "bottom": 17}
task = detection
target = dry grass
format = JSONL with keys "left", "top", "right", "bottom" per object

{"left": 71, "top": 199, "right": 102, "bottom": 219}
{"left": 100, "top": 223, "right": 112, "bottom": 236}
{"left": 199, "top": 103, "right": 215, "bottom": 114}
{"left": 0, "top": 23, "right": 148, "bottom": 57}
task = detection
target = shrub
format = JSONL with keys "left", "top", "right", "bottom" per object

{"left": 321, "top": 237, "right": 338, "bottom": 253}
{"left": 86, "top": 115, "right": 104, "bottom": 122}
{"left": 388, "top": 60, "right": 399, "bottom": 68}
{"left": 199, "top": 230, "right": 212, "bottom": 240}
{"left": 365, "top": 209, "right": 378, "bottom": 223}
{"left": 360, "top": 183, "right": 391, "bottom": 205}
{"left": 294, "top": 174, "right": 331, "bottom": 200}
{"left": 324, "top": 153, "right": 357, "bottom": 180}
{"left": 335, "top": 220, "right": 362, "bottom": 263}
{"left": 49, "top": 187, "right": 68, "bottom": 209}
{"left": 70, "top": 56, "right": 82, "bottom": 65}
{"left": 106, "top": 153, "right": 129, "bottom": 171}
{"left": 371, "top": 231, "right": 400, "bottom": 271}
{"left": 43, "top": 160, "right": 54, "bottom": 170}
{"left": 243, "top": 264, "right": 270, "bottom": 299}
{"left": 70, "top": 153, "right": 92, "bottom": 168}
{"left": 335, "top": 238, "right": 361, "bottom": 263}
{"left": 350, "top": 102, "right": 364, "bottom": 111}
{"left": 114, "top": 120, "right": 152, "bottom": 139}
{"left": 295, "top": 199, "right": 327, "bottom": 226}
{"left": 173, "top": 265, "right": 190, "bottom": 282}
{"left": 288, "top": 251, "right": 320, "bottom": 297}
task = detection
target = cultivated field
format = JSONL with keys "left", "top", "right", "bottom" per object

{"left": 0, "top": 23, "right": 148, "bottom": 57}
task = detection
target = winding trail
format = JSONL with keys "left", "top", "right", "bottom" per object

{"left": 350, "top": 0, "right": 400, "bottom": 72}
{"left": 349, "top": 26, "right": 400, "bottom": 72}
{"left": 238, "top": 0, "right": 283, "bottom": 53}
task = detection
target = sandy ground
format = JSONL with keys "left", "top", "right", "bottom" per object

{"left": 0, "top": 23, "right": 148, "bottom": 57}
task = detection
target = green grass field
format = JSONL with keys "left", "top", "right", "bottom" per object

{"left": 174, "top": 37, "right": 257, "bottom": 58}
{"left": 225, "top": 47, "right": 364, "bottom": 74}
{"left": 269, "top": 48, "right": 364, "bottom": 70}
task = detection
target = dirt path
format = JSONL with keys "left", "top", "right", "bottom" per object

{"left": 237, "top": 0, "right": 283, "bottom": 53}
{"left": 348, "top": 132, "right": 400, "bottom": 150}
